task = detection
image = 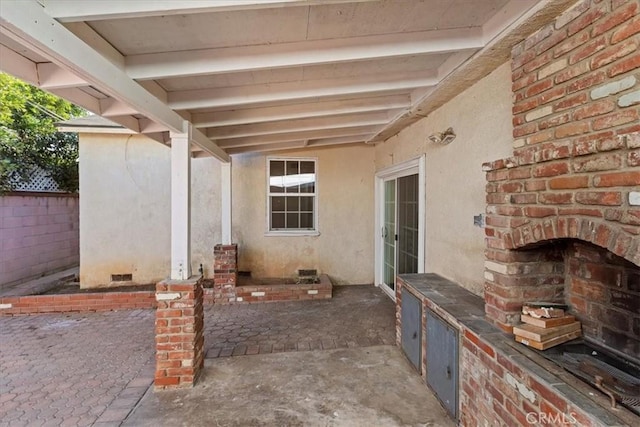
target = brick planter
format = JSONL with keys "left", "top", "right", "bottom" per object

{"left": 0, "top": 291, "right": 156, "bottom": 316}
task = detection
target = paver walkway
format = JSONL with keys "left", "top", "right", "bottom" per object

{"left": 205, "top": 285, "right": 396, "bottom": 358}
{"left": 0, "top": 285, "right": 397, "bottom": 426}
{"left": 0, "top": 310, "right": 155, "bottom": 427}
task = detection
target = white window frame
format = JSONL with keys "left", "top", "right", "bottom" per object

{"left": 265, "top": 156, "right": 319, "bottom": 237}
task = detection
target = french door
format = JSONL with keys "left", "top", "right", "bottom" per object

{"left": 376, "top": 156, "right": 425, "bottom": 299}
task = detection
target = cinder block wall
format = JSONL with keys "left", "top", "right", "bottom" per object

{"left": 0, "top": 194, "right": 79, "bottom": 286}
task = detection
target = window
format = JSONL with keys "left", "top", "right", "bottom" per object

{"left": 267, "top": 158, "right": 317, "bottom": 234}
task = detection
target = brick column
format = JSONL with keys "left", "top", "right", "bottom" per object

{"left": 214, "top": 244, "right": 238, "bottom": 302}
{"left": 155, "top": 276, "right": 204, "bottom": 390}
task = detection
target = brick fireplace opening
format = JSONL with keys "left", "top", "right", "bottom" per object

{"left": 480, "top": 0, "right": 639, "bottom": 418}
{"left": 482, "top": 0, "right": 640, "bottom": 361}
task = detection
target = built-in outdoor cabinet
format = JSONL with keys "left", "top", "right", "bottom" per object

{"left": 401, "top": 288, "right": 422, "bottom": 372}
{"left": 426, "top": 309, "right": 458, "bottom": 420}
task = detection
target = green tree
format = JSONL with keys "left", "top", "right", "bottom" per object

{"left": 0, "top": 72, "right": 85, "bottom": 193}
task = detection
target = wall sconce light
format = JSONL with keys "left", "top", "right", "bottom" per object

{"left": 428, "top": 127, "right": 456, "bottom": 145}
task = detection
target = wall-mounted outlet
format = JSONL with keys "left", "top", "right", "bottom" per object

{"left": 473, "top": 214, "right": 485, "bottom": 228}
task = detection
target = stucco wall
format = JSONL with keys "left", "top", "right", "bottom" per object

{"left": 0, "top": 194, "right": 79, "bottom": 286}
{"left": 231, "top": 145, "right": 375, "bottom": 285}
{"left": 375, "top": 62, "right": 514, "bottom": 295}
{"left": 79, "top": 134, "right": 221, "bottom": 287}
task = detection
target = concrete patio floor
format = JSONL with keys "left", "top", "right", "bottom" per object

{"left": 126, "top": 346, "right": 454, "bottom": 427}
{"left": 1, "top": 284, "right": 453, "bottom": 426}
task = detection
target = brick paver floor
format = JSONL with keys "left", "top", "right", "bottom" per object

{"left": 204, "top": 285, "right": 396, "bottom": 358}
{"left": 0, "top": 285, "right": 395, "bottom": 426}
{"left": 0, "top": 309, "right": 156, "bottom": 427}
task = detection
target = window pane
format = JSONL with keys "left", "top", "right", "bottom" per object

{"left": 300, "top": 196, "right": 313, "bottom": 212}
{"left": 300, "top": 161, "right": 315, "bottom": 174}
{"left": 270, "top": 160, "right": 285, "bottom": 177}
{"left": 285, "top": 161, "right": 300, "bottom": 193}
{"left": 272, "top": 196, "right": 285, "bottom": 212}
{"left": 272, "top": 213, "right": 285, "bottom": 229}
{"left": 300, "top": 178, "right": 315, "bottom": 194}
{"left": 286, "top": 182, "right": 300, "bottom": 193}
{"left": 286, "top": 196, "right": 299, "bottom": 211}
{"left": 269, "top": 161, "right": 285, "bottom": 193}
{"left": 300, "top": 213, "right": 313, "bottom": 228}
{"left": 286, "top": 213, "right": 299, "bottom": 228}
{"left": 286, "top": 161, "right": 299, "bottom": 176}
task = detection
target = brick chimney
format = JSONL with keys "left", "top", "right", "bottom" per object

{"left": 483, "top": 0, "right": 639, "bottom": 359}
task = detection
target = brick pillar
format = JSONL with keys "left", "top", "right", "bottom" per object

{"left": 214, "top": 244, "right": 238, "bottom": 302}
{"left": 155, "top": 276, "right": 204, "bottom": 390}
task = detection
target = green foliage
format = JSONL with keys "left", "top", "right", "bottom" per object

{"left": 0, "top": 73, "right": 85, "bottom": 193}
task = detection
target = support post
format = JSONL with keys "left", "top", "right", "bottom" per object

{"left": 221, "top": 161, "right": 232, "bottom": 245}
{"left": 155, "top": 276, "right": 204, "bottom": 389}
{"left": 170, "top": 126, "right": 191, "bottom": 280}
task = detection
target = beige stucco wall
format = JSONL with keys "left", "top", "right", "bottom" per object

{"left": 231, "top": 144, "right": 375, "bottom": 285}
{"left": 79, "top": 133, "right": 221, "bottom": 287}
{"left": 79, "top": 62, "right": 511, "bottom": 290}
{"left": 375, "top": 62, "right": 514, "bottom": 295}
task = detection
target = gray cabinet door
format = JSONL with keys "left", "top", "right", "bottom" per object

{"left": 426, "top": 310, "right": 458, "bottom": 420}
{"left": 401, "top": 288, "right": 421, "bottom": 372}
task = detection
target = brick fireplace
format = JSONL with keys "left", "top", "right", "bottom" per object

{"left": 483, "top": 0, "right": 640, "bottom": 366}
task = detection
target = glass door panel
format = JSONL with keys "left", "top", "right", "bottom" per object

{"left": 397, "top": 174, "right": 419, "bottom": 275}
{"left": 383, "top": 180, "right": 396, "bottom": 290}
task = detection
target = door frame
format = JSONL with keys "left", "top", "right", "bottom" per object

{"left": 374, "top": 155, "right": 426, "bottom": 300}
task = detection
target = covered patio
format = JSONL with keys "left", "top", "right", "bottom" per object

{"left": 3, "top": 0, "right": 639, "bottom": 426}
{"left": 0, "top": 283, "right": 452, "bottom": 425}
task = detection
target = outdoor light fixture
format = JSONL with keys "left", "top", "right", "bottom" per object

{"left": 428, "top": 127, "right": 456, "bottom": 145}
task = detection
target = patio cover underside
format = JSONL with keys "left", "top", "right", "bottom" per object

{"left": 1, "top": 0, "right": 577, "bottom": 161}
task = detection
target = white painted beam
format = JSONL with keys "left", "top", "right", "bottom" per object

{"left": 144, "top": 132, "right": 171, "bottom": 145}
{"left": 216, "top": 125, "right": 382, "bottom": 148}
{"left": 62, "top": 22, "right": 125, "bottom": 68}
{"left": 221, "top": 162, "right": 232, "bottom": 245}
{"left": 99, "top": 98, "right": 139, "bottom": 116}
{"left": 1, "top": 0, "right": 184, "bottom": 132}
{"left": 49, "top": 87, "right": 102, "bottom": 114}
{"left": 0, "top": 44, "right": 38, "bottom": 84}
{"left": 37, "top": 62, "right": 87, "bottom": 89}
{"left": 170, "top": 127, "right": 192, "bottom": 280}
{"left": 191, "top": 94, "right": 410, "bottom": 128}
{"left": 225, "top": 133, "right": 371, "bottom": 154}
{"left": 139, "top": 118, "right": 170, "bottom": 134}
{"left": 169, "top": 72, "right": 438, "bottom": 110}
{"left": 105, "top": 115, "right": 141, "bottom": 133}
{"left": 307, "top": 134, "right": 371, "bottom": 147}
{"left": 482, "top": 0, "right": 538, "bottom": 43}
{"left": 45, "top": 0, "right": 379, "bottom": 22}
{"left": 226, "top": 140, "right": 307, "bottom": 155}
{"left": 126, "top": 28, "right": 484, "bottom": 80}
{"left": 206, "top": 111, "right": 393, "bottom": 139}
{"left": 192, "top": 128, "right": 231, "bottom": 162}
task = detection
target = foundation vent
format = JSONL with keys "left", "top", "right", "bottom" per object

{"left": 298, "top": 269, "right": 317, "bottom": 277}
{"left": 111, "top": 273, "right": 133, "bottom": 282}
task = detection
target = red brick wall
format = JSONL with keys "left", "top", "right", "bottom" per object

{"left": 484, "top": 0, "right": 640, "bottom": 331}
{"left": 566, "top": 241, "right": 639, "bottom": 357}
{"left": 0, "top": 291, "right": 156, "bottom": 315}
{"left": 213, "top": 244, "right": 238, "bottom": 302}
{"left": 460, "top": 328, "right": 603, "bottom": 427}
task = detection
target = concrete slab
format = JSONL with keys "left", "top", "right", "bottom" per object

{"left": 125, "top": 345, "right": 454, "bottom": 427}
{"left": 0, "top": 266, "right": 78, "bottom": 297}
